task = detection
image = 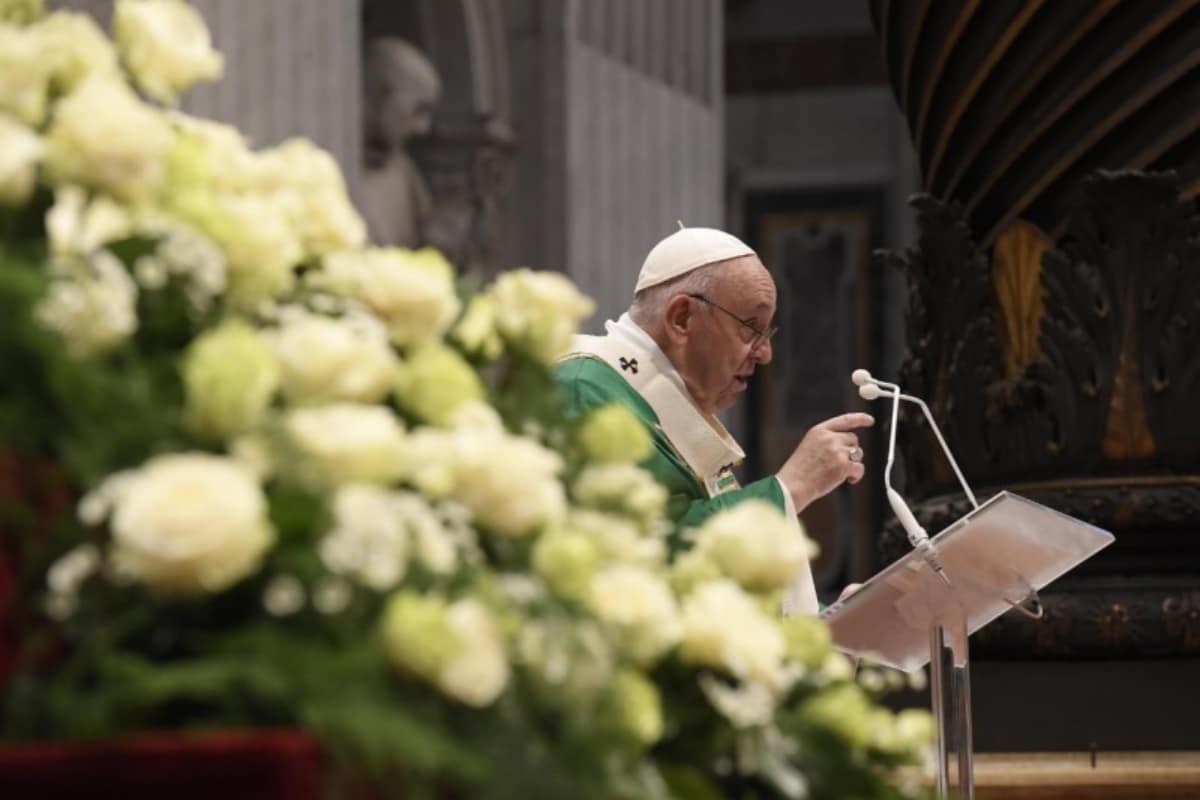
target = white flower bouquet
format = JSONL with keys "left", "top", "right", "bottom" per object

{"left": 0, "top": 2, "right": 932, "bottom": 798}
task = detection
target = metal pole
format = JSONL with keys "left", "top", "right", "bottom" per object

{"left": 952, "top": 618, "right": 975, "bottom": 798}
{"left": 930, "top": 624, "right": 949, "bottom": 799}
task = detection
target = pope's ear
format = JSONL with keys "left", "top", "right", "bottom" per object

{"left": 662, "top": 293, "right": 694, "bottom": 342}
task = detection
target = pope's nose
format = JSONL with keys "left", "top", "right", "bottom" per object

{"left": 754, "top": 336, "right": 773, "bottom": 365}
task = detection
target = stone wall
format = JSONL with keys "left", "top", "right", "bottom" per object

{"left": 184, "top": 0, "right": 363, "bottom": 194}
{"left": 510, "top": 0, "right": 725, "bottom": 330}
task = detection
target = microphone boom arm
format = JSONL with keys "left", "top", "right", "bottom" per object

{"left": 896, "top": 392, "right": 979, "bottom": 511}
{"left": 854, "top": 371, "right": 962, "bottom": 585}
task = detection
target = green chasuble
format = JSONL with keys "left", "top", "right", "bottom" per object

{"left": 555, "top": 355, "right": 788, "bottom": 531}
{"left": 554, "top": 312, "right": 820, "bottom": 615}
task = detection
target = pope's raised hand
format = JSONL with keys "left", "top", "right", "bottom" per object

{"left": 776, "top": 412, "right": 874, "bottom": 512}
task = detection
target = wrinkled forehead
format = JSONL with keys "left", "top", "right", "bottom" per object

{"left": 711, "top": 255, "right": 776, "bottom": 314}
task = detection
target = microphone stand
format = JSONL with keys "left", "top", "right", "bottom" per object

{"left": 853, "top": 370, "right": 978, "bottom": 799}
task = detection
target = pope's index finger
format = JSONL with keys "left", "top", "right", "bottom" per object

{"left": 824, "top": 412, "right": 875, "bottom": 432}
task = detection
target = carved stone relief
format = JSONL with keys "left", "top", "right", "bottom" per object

{"left": 880, "top": 171, "right": 1200, "bottom": 658}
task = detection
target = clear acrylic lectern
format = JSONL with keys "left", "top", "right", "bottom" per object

{"left": 819, "top": 491, "right": 1115, "bottom": 799}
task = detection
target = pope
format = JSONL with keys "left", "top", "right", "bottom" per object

{"left": 554, "top": 225, "right": 873, "bottom": 614}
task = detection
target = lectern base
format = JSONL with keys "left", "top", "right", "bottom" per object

{"left": 931, "top": 623, "right": 974, "bottom": 799}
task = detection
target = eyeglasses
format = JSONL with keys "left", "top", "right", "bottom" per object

{"left": 686, "top": 293, "right": 777, "bottom": 347}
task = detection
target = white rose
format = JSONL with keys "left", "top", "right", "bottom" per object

{"left": 447, "top": 400, "right": 505, "bottom": 433}
{"left": 0, "top": 11, "right": 119, "bottom": 125}
{"left": 0, "top": 24, "right": 50, "bottom": 124}
{"left": 568, "top": 509, "right": 665, "bottom": 568}
{"left": 399, "top": 428, "right": 458, "bottom": 499}
{"left": 316, "top": 248, "right": 460, "bottom": 348}
{"left": 0, "top": 113, "right": 41, "bottom": 207}
{"left": 491, "top": 269, "right": 595, "bottom": 364}
{"left": 164, "top": 112, "right": 257, "bottom": 193}
{"left": 270, "top": 307, "right": 398, "bottom": 405}
{"left": 285, "top": 403, "right": 406, "bottom": 490}
{"left": 573, "top": 463, "right": 668, "bottom": 534}
{"left": 679, "top": 580, "right": 789, "bottom": 690}
{"left": 450, "top": 428, "right": 566, "bottom": 537}
{"left": 44, "top": 77, "right": 173, "bottom": 202}
{"left": 46, "top": 185, "right": 132, "bottom": 255}
{"left": 438, "top": 599, "right": 511, "bottom": 707}
{"left": 251, "top": 138, "right": 366, "bottom": 256}
{"left": 35, "top": 11, "right": 120, "bottom": 93}
{"left": 35, "top": 250, "right": 137, "bottom": 358}
{"left": 114, "top": 0, "right": 223, "bottom": 103}
{"left": 171, "top": 190, "right": 301, "bottom": 307}
{"left": 586, "top": 564, "right": 681, "bottom": 666}
{"left": 397, "top": 420, "right": 565, "bottom": 537}
{"left": 694, "top": 499, "right": 815, "bottom": 594}
{"left": 229, "top": 433, "right": 274, "bottom": 481}
{"left": 102, "top": 453, "right": 274, "bottom": 595}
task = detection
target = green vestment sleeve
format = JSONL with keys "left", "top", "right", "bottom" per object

{"left": 675, "top": 475, "right": 787, "bottom": 529}
{"left": 554, "top": 356, "right": 790, "bottom": 541}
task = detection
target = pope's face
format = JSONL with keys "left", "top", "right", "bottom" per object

{"left": 677, "top": 256, "right": 776, "bottom": 415}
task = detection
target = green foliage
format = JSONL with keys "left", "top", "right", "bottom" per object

{"left": 0, "top": 245, "right": 193, "bottom": 485}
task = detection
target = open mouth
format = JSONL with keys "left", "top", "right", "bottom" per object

{"left": 734, "top": 375, "right": 751, "bottom": 389}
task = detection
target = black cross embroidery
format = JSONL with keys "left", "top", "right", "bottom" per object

{"left": 619, "top": 357, "right": 639, "bottom": 374}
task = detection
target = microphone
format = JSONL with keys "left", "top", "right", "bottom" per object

{"left": 854, "top": 372, "right": 979, "bottom": 509}
{"left": 852, "top": 369, "right": 980, "bottom": 585}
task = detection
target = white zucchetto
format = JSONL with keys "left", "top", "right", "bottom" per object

{"left": 634, "top": 226, "right": 757, "bottom": 293}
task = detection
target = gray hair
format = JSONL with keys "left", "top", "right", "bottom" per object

{"left": 628, "top": 262, "right": 723, "bottom": 328}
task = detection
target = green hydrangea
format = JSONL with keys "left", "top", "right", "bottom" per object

{"left": 532, "top": 526, "right": 602, "bottom": 600}
{"left": 607, "top": 669, "right": 663, "bottom": 746}
{"left": 181, "top": 318, "right": 279, "bottom": 440}
{"left": 380, "top": 591, "right": 460, "bottom": 682}
{"left": 0, "top": 0, "right": 42, "bottom": 27}
{"left": 577, "top": 404, "right": 652, "bottom": 463}
{"left": 393, "top": 343, "right": 485, "bottom": 427}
